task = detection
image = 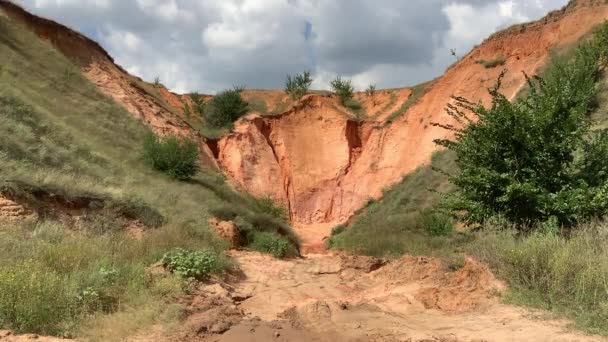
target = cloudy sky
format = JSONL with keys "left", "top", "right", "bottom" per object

{"left": 18, "top": 0, "right": 568, "bottom": 93}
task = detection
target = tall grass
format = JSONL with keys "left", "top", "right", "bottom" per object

{"left": 385, "top": 80, "right": 435, "bottom": 123}
{"left": 0, "top": 219, "right": 230, "bottom": 337}
{"left": 467, "top": 221, "right": 608, "bottom": 334}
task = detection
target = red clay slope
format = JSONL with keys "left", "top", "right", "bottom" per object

{"left": 215, "top": 0, "right": 608, "bottom": 230}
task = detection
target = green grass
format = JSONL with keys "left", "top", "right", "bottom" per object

{"left": 329, "top": 150, "right": 461, "bottom": 257}
{"left": 370, "top": 90, "right": 397, "bottom": 120}
{"left": 247, "top": 96, "right": 269, "bottom": 114}
{"left": 0, "top": 13, "right": 294, "bottom": 338}
{"left": 343, "top": 98, "right": 366, "bottom": 120}
{"left": 384, "top": 80, "right": 435, "bottom": 123}
{"left": 467, "top": 222, "right": 608, "bottom": 335}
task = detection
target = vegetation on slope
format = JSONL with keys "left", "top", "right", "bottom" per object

{"left": 0, "top": 13, "right": 296, "bottom": 339}
{"left": 435, "top": 24, "right": 608, "bottom": 227}
{"left": 331, "top": 23, "right": 608, "bottom": 335}
{"left": 384, "top": 80, "right": 435, "bottom": 123}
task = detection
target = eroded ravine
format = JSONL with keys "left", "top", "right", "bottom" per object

{"left": 210, "top": 1, "right": 608, "bottom": 250}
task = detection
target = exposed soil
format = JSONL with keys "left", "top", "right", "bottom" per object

{"left": 0, "top": 194, "right": 34, "bottom": 221}
{"left": 0, "top": 331, "right": 70, "bottom": 342}
{"left": 136, "top": 251, "right": 606, "bottom": 342}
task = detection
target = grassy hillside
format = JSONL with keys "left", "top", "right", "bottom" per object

{"left": 0, "top": 13, "right": 295, "bottom": 340}
{"left": 328, "top": 150, "right": 461, "bottom": 257}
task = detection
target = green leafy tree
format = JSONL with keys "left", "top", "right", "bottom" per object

{"left": 143, "top": 132, "right": 199, "bottom": 180}
{"left": 204, "top": 86, "right": 248, "bottom": 128}
{"left": 285, "top": 71, "right": 313, "bottom": 100}
{"left": 434, "top": 24, "right": 608, "bottom": 228}
{"left": 330, "top": 76, "right": 355, "bottom": 104}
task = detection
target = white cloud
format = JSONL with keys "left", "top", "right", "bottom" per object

{"left": 34, "top": 0, "right": 111, "bottom": 9}
{"left": 106, "top": 30, "right": 142, "bottom": 51}
{"left": 18, "top": 0, "right": 569, "bottom": 93}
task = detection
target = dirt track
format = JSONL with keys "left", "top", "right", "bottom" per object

{"left": 159, "top": 251, "right": 607, "bottom": 342}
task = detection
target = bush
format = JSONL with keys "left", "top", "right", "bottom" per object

{"left": 142, "top": 132, "right": 199, "bottom": 180}
{"left": 204, "top": 87, "right": 248, "bottom": 128}
{"left": 434, "top": 23, "right": 608, "bottom": 228}
{"left": 366, "top": 84, "right": 377, "bottom": 105}
{"left": 249, "top": 232, "right": 290, "bottom": 258}
{"left": 190, "top": 92, "right": 206, "bottom": 117}
{"left": 285, "top": 71, "right": 313, "bottom": 100}
{"left": 420, "top": 210, "right": 453, "bottom": 237}
{"left": 0, "top": 261, "right": 79, "bottom": 336}
{"left": 161, "top": 248, "right": 224, "bottom": 280}
{"left": 330, "top": 76, "right": 355, "bottom": 104}
{"left": 365, "top": 84, "right": 376, "bottom": 98}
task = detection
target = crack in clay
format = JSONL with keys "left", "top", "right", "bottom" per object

{"left": 255, "top": 118, "right": 294, "bottom": 221}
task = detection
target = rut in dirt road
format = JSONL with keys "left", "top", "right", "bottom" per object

{"left": 163, "top": 252, "right": 606, "bottom": 342}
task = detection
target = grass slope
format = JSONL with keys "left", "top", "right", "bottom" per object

{"left": 0, "top": 14, "right": 294, "bottom": 339}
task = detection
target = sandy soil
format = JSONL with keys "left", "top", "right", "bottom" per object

{"left": 140, "top": 251, "right": 607, "bottom": 342}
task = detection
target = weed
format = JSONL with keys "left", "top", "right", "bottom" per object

{"left": 330, "top": 76, "right": 355, "bottom": 104}
{"left": 286, "top": 71, "right": 313, "bottom": 100}
{"left": 249, "top": 232, "right": 290, "bottom": 258}
{"left": 161, "top": 248, "right": 225, "bottom": 280}
{"left": 420, "top": 210, "right": 453, "bottom": 237}
{"left": 142, "top": 132, "right": 199, "bottom": 180}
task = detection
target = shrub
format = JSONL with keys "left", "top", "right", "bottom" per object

{"left": 285, "top": 71, "right": 313, "bottom": 100}
{"left": 476, "top": 57, "right": 506, "bottom": 68}
{"left": 330, "top": 76, "right": 355, "bottom": 104}
{"left": 365, "top": 84, "right": 376, "bottom": 98}
{"left": 161, "top": 248, "right": 224, "bottom": 280}
{"left": 251, "top": 196, "right": 287, "bottom": 221}
{"left": 366, "top": 84, "right": 377, "bottom": 105}
{"left": 249, "top": 232, "right": 290, "bottom": 258}
{"left": 0, "top": 261, "right": 80, "bottom": 336}
{"left": 204, "top": 87, "right": 248, "bottom": 128}
{"left": 142, "top": 132, "right": 199, "bottom": 180}
{"left": 434, "top": 23, "right": 608, "bottom": 228}
{"left": 190, "top": 92, "right": 206, "bottom": 117}
{"left": 153, "top": 76, "right": 161, "bottom": 88}
{"left": 420, "top": 210, "right": 453, "bottom": 237}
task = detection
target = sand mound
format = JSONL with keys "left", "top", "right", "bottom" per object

{"left": 414, "top": 258, "right": 501, "bottom": 313}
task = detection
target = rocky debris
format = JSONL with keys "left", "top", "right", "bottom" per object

{"left": 340, "top": 254, "right": 386, "bottom": 273}
{"left": 0, "top": 194, "right": 35, "bottom": 221}
{"left": 208, "top": 217, "right": 240, "bottom": 248}
{"left": 174, "top": 284, "right": 245, "bottom": 340}
{"left": 0, "top": 330, "right": 72, "bottom": 341}
{"left": 414, "top": 258, "right": 503, "bottom": 313}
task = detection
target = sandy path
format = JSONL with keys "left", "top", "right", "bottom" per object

{"left": 165, "top": 251, "right": 607, "bottom": 342}
{"left": 294, "top": 223, "right": 335, "bottom": 254}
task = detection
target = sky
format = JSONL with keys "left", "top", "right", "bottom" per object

{"left": 17, "top": 0, "right": 569, "bottom": 93}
